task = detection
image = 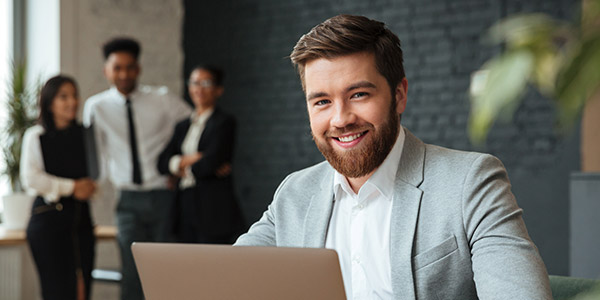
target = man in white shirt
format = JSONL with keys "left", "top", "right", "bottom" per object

{"left": 82, "top": 37, "right": 191, "bottom": 300}
{"left": 235, "top": 15, "right": 553, "bottom": 299}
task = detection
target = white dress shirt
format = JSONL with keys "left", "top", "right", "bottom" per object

{"left": 167, "top": 108, "right": 214, "bottom": 189}
{"left": 325, "top": 126, "right": 406, "bottom": 300}
{"left": 83, "top": 85, "right": 192, "bottom": 190}
{"left": 20, "top": 125, "right": 75, "bottom": 203}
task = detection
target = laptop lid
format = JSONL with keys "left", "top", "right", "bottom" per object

{"left": 132, "top": 242, "right": 346, "bottom": 300}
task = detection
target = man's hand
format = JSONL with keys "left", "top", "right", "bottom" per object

{"left": 166, "top": 175, "right": 179, "bottom": 191}
{"left": 73, "top": 178, "right": 96, "bottom": 201}
{"left": 215, "top": 163, "right": 232, "bottom": 178}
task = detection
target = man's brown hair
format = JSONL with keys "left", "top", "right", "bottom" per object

{"left": 290, "top": 14, "right": 405, "bottom": 93}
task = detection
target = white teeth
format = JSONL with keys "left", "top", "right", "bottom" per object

{"left": 338, "top": 132, "right": 363, "bottom": 143}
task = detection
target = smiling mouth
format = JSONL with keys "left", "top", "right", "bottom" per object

{"left": 334, "top": 131, "right": 368, "bottom": 143}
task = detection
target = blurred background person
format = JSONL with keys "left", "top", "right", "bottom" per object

{"left": 21, "top": 75, "right": 96, "bottom": 300}
{"left": 158, "top": 65, "right": 244, "bottom": 244}
{"left": 83, "top": 37, "right": 192, "bottom": 300}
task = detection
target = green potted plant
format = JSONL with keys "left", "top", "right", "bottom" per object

{"left": 468, "top": 0, "right": 600, "bottom": 151}
{"left": 1, "top": 61, "right": 37, "bottom": 229}
{"left": 468, "top": 0, "right": 600, "bottom": 282}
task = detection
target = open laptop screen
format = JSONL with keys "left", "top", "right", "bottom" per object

{"left": 132, "top": 242, "right": 346, "bottom": 300}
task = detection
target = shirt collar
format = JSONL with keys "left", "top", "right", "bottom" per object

{"left": 190, "top": 107, "right": 215, "bottom": 124}
{"left": 109, "top": 86, "right": 140, "bottom": 104}
{"left": 333, "top": 125, "right": 406, "bottom": 201}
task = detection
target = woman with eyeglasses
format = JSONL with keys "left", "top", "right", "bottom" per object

{"left": 20, "top": 75, "right": 96, "bottom": 300}
{"left": 158, "top": 65, "right": 244, "bottom": 244}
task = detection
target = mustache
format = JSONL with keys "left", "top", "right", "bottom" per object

{"left": 325, "top": 123, "right": 374, "bottom": 137}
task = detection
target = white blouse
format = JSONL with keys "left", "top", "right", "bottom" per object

{"left": 20, "top": 125, "right": 75, "bottom": 203}
{"left": 168, "top": 108, "right": 214, "bottom": 189}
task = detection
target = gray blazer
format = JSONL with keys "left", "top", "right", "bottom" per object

{"left": 236, "top": 130, "right": 552, "bottom": 299}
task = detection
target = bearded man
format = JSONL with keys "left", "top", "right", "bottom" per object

{"left": 235, "top": 14, "right": 552, "bottom": 300}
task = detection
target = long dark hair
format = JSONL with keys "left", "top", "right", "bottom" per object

{"left": 38, "top": 75, "right": 79, "bottom": 131}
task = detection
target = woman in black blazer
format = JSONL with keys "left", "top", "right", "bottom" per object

{"left": 21, "top": 75, "right": 96, "bottom": 300}
{"left": 158, "top": 65, "right": 244, "bottom": 244}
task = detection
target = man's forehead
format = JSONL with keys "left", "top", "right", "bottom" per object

{"left": 305, "top": 52, "right": 376, "bottom": 75}
{"left": 304, "top": 53, "right": 381, "bottom": 94}
{"left": 105, "top": 51, "right": 137, "bottom": 64}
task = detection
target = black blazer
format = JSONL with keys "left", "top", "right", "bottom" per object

{"left": 158, "top": 107, "right": 243, "bottom": 237}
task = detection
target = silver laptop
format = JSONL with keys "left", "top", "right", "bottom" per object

{"left": 132, "top": 242, "right": 346, "bottom": 300}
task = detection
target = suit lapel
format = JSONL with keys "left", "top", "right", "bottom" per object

{"left": 390, "top": 129, "right": 425, "bottom": 299}
{"left": 303, "top": 166, "right": 335, "bottom": 248}
{"left": 196, "top": 108, "right": 219, "bottom": 151}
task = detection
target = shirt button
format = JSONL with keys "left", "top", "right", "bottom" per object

{"left": 352, "top": 256, "right": 361, "bottom": 264}
{"left": 357, "top": 204, "right": 364, "bottom": 210}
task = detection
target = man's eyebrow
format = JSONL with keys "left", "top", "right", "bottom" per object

{"left": 307, "top": 92, "right": 329, "bottom": 101}
{"left": 306, "top": 81, "right": 377, "bottom": 101}
{"left": 346, "top": 81, "right": 376, "bottom": 92}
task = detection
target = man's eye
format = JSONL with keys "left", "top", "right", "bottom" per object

{"left": 351, "top": 92, "right": 368, "bottom": 99}
{"left": 315, "top": 99, "right": 331, "bottom": 106}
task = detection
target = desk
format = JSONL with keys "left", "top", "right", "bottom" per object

{"left": 0, "top": 224, "right": 117, "bottom": 245}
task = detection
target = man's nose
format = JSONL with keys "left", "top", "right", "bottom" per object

{"left": 330, "top": 101, "right": 356, "bottom": 128}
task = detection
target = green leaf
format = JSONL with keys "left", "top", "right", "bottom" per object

{"left": 555, "top": 33, "right": 600, "bottom": 130}
{"left": 1, "top": 60, "right": 39, "bottom": 192}
{"left": 582, "top": 0, "right": 600, "bottom": 33}
{"left": 488, "top": 14, "right": 559, "bottom": 48}
{"left": 469, "top": 50, "right": 534, "bottom": 144}
{"left": 531, "top": 49, "right": 561, "bottom": 95}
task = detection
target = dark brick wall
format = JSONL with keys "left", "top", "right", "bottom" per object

{"left": 183, "top": 0, "right": 578, "bottom": 275}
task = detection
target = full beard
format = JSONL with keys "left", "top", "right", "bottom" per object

{"left": 313, "top": 106, "right": 400, "bottom": 178}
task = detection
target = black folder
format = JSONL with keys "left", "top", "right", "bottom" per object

{"left": 83, "top": 125, "right": 99, "bottom": 180}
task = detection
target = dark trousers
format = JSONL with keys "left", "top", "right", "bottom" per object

{"left": 27, "top": 196, "right": 95, "bottom": 300}
{"left": 179, "top": 188, "right": 236, "bottom": 244}
{"left": 116, "top": 189, "right": 174, "bottom": 300}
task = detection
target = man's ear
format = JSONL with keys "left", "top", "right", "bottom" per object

{"left": 102, "top": 64, "right": 108, "bottom": 79}
{"left": 395, "top": 78, "right": 408, "bottom": 114}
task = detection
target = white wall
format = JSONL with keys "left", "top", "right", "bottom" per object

{"left": 26, "top": 0, "right": 60, "bottom": 84}
{"left": 0, "top": 0, "right": 14, "bottom": 203}
{"left": 0, "top": 0, "right": 12, "bottom": 96}
{"left": 61, "top": 0, "right": 184, "bottom": 101}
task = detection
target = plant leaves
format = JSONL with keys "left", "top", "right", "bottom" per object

{"left": 469, "top": 50, "right": 534, "bottom": 144}
{"left": 555, "top": 33, "right": 600, "bottom": 130}
{"left": 1, "top": 60, "right": 38, "bottom": 192}
{"left": 488, "top": 14, "right": 558, "bottom": 48}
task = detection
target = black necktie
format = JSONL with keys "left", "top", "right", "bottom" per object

{"left": 126, "top": 98, "right": 143, "bottom": 185}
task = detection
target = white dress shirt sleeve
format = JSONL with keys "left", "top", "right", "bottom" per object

{"left": 20, "top": 126, "right": 75, "bottom": 203}
{"left": 168, "top": 155, "right": 182, "bottom": 175}
{"left": 82, "top": 99, "right": 94, "bottom": 127}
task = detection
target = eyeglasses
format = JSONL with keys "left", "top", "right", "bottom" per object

{"left": 188, "top": 80, "right": 216, "bottom": 88}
